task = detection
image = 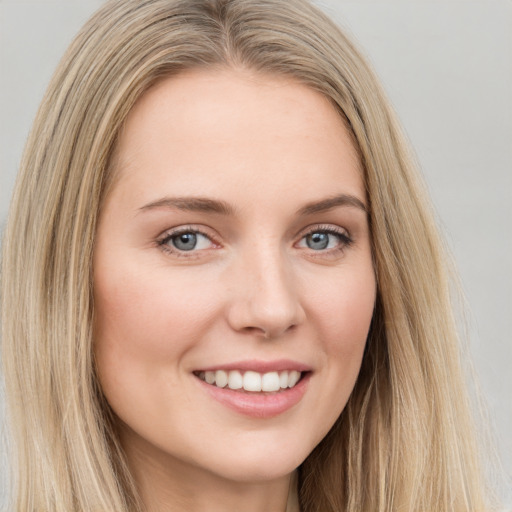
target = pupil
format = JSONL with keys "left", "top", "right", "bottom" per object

{"left": 173, "top": 232, "right": 197, "bottom": 251}
{"left": 307, "top": 232, "right": 329, "bottom": 250}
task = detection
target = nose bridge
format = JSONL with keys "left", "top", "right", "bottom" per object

{"left": 227, "top": 238, "right": 305, "bottom": 338}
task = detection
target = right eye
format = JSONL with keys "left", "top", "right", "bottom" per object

{"left": 158, "top": 227, "right": 217, "bottom": 256}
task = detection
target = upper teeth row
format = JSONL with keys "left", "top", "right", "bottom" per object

{"left": 198, "top": 370, "right": 301, "bottom": 392}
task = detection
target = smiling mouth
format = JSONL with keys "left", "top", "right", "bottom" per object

{"left": 194, "top": 369, "right": 304, "bottom": 393}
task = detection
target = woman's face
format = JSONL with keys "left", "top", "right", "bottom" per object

{"left": 93, "top": 68, "right": 376, "bottom": 485}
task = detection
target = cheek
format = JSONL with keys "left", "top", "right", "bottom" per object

{"left": 95, "top": 264, "right": 209, "bottom": 350}
{"left": 304, "top": 262, "right": 375, "bottom": 411}
{"left": 92, "top": 261, "right": 227, "bottom": 441}
{"left": 310, "top": 264, "right": 376, "bottom": 351}
{"left": 92, "top": 260, "right": 220, "bottom": 400}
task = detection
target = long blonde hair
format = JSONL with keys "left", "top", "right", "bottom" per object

{"left": 1, "top": 0, "right": 494, "bottom": 510}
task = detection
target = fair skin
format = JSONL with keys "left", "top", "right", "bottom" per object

{"left": 93, "top": 68, "right": 376, "bottom": 512}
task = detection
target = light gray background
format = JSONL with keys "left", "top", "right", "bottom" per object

{"left": 0, "top": 0, "right": 510, "bottom": 507}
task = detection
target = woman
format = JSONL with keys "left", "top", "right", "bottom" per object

{"left": 0, "top": 0, "right": 497, "bottom": 510}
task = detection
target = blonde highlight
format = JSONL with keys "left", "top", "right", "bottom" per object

{"left": 1, "top": 0, "right": 494, "bottom": 510}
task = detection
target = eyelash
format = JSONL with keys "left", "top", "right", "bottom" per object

{"left": 157, "top": 224, "right": 353, "bottom": 257}
{"left": 157, "top": 226, "right": 218, "bottom": 258}
{"left": 298, "top": 224, "right": 353, "bottom": 255}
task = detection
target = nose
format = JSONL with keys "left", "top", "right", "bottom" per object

{"left": 226, "top": 245, "right": 306, "bottom": 339}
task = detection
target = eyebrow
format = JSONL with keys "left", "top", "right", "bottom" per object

{"left": 296, "top": 194, "right": 368, "bottom": 215}
{"left": 138, "top": 196, "right": 235, "bottom": 215}
{"left": 138, "top": 193, "right": 367, "bottom": 217}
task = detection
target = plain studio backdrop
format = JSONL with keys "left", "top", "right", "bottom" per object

{"left": 0, "top": 0, "right": 510, "bottom": 508}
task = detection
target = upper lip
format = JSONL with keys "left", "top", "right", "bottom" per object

{"left": 195, "top": 359, "right": 312, "bottom": 373}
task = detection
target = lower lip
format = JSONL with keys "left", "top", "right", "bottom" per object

{"left": 196, "top": 373, "right": 311, "bottom": 419}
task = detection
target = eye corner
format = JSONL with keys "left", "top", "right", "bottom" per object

{"left": 294, "top": 224, "right": 353, "bottom": 255}
{"left": 156, "top": 225, "right": 221, "bottom": 258}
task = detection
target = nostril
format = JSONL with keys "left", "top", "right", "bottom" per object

{"left": 225, "top": 270, "right": 306, "bottom": 338}
{"left": 241, "top": 322, "right": 298, "bottom": 340}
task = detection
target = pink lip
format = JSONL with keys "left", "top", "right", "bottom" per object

{"left": 196, "top": 371, "right": 311, "bottom": 419}
{"left": 196, "top": 359, "right": 312, "bottom": 373}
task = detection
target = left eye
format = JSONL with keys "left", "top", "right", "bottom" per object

{"left": 164, "top": 231, "right": 213, "bottom": 252}
{"left": 297, "top": 230, "right": 348, "bottom": 251}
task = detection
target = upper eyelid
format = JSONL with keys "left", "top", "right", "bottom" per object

{"left": 158, "top": 223, "right": 349, "bottom": 237}
{"left": 156, "top": 223, "right": 352, "bottom": 250}
{"left": 158, "top": 225, "right": 217, "bottom": 241}
{"left": 156, "top": 227, "right": 219, "bottom": 259}
{"left": 294, "top": 224, "right": 353, "bottom": 251}
{"left": 296, "top": 223, "right": 351, "bottom": 239}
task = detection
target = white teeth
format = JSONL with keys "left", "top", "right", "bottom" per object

{"left": 288, "top": 370, "right": 301, "bottom": 388}
{"left": 279, "top": 370, "right": 289, "bottom": 389}
{"left": 227, "top": 370, "right": 243, "bottom": 390}
{"left": 261, "top": 371, "right": 280, "bottom": 392}
{"left": 215, "top": 370, "right": 228, "bottom": 388}
{"left": 198, "top": 369, "right": 303, "bottom": 392}
{"left": 243, "top": 371, "right": 262, "bottom": 392}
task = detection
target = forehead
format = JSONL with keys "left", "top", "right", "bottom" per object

{"left": 110, "top": 67, "right": 365, "bottom": 210}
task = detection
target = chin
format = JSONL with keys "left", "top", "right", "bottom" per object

{"left": 197, "top": 437, "right": 313, "bottom": 483}
{"left": 210, "top": 459, "right": 300, "bottom": 484}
